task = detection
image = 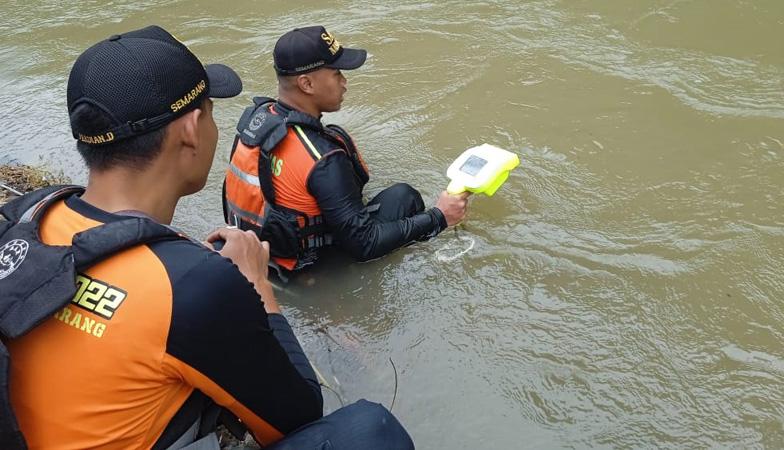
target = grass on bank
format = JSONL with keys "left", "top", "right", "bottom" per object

{"left": 0, "top": 164, "right": 70, "bottom": 205}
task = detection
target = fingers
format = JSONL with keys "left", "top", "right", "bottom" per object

{"left": 205, "top": 226, "right": 236, "bottom": 242}
{"left": 441, "top": 190, "right": 471, "bottom": 200}
{"left": 205, "top": 229, "right": 224, "bottom": 243}
{"left": 245, "top": 229, "right": 261, "bottom": 244}
{"left": 207, "top": 226, "right": 259, "bottom": 244}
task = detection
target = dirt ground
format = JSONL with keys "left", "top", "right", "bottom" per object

{"left": 217, "top": 425, "right": 260, "bottom": 449}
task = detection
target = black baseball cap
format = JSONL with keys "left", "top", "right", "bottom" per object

{"left": 67, "top": 25, "right": 242, "bottom": 146}
{"left": 273, "top": 26, "right": 367, "bottom": 76}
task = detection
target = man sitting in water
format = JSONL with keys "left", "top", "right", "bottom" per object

{"left": 3, "top": 25, "right": 413, "bottom": 450}
{"left": 223, "top": 25, "right": 470, "bottom": 273}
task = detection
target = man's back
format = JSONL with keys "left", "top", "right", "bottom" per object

{"left": 8, "top": 195, "right": 321, "bottom": 448}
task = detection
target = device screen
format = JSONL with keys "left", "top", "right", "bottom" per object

{"left": 460, "top": 155, "right": 487, "bottom": 176}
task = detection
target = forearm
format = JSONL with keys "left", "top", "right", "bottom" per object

{"left": 267, "top": 313, "right": 322, "bottom": 405}
{"left": 309, "top": 153, "right": 447, "bottom": 261}
{"left": 168, "top": 253, "right": 323, "bottom": 442}
{"left": 254, "top": 278, "right": 280, "bottom": 314}
{"left": 335, "top": 207, "right": 446, "bottom": 261}
{"left": 255, "top": 282, "right": 320, "bottom": 403}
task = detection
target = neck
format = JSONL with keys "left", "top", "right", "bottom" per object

{"left": 278, "top": 91, "right": 321, "bottom": 119}
{"left": 81, "top": 166, "right": 180, "bottom": 224}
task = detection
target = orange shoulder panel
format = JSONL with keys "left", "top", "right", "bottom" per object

{"left": 270, "top": 130, "right": 322, "bottom": 217}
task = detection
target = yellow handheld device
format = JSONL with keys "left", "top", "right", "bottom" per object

{"left": 446, "top": 144, "right": 520, "bottom": 196}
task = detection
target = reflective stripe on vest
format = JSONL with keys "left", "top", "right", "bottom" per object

{"left": 225, "top": 198, "right": 264, "bottom": 225}
{"left": 228, "top": 163, "right": 260, "bottom": 187}
{"left": 225, "top": 141, "right": 265, "bottom": 226}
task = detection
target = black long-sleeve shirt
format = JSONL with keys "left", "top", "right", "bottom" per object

{"left": 307, "top": 151, "right": 446, "bottom": 261}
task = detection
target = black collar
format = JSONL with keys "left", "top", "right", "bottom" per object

{"left": 274, "top": 100, "right": 323, "bottom": 124}
{"left": 65, "top": 194, "right": 159, "bottom": 224}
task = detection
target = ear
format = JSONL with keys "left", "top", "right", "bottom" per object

{"left": 297, "top": 74, "right": 315, "bottom": 95}
{"left": 179, "top": 107, "right": 203, "bottom": 151}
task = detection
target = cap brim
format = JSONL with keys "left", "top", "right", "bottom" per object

{"left": 326, "top": 48, "right": 367, "bottom": 71}
{"left": 206, "top": 64, "right": 243, "bottom": 98}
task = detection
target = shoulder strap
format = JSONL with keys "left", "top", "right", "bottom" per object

{"left": 324, "top": 124, "right": 370, "bottom": 185}
{"left": 252, "top": 96, "right": 274, "bottom": 107}
{"left": 0, "top": 192, "right": 185, "bottom": 339}
{"left": 72, "top": 218, "right": 183, "bottom": 272}
{"left": 324, "top": 124, "right": 356, "bottom": 154}
{"left": 235, "top": 100, "right": 286, "bottom": 208}
{"left": 236, "top": 99, "right": 288, "bottom": 152}
{"left": 0, "top": 185, "right": 83, "bottom": 223}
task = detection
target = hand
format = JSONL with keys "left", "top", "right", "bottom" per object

{"left": 435, "top": 191, "right": 470, "bottom": 227}
{"left": 206, "top": 227, "right": 268, "bottom": 281}
{"left": 205, "top": 228, "right": 280, "bottom": 313}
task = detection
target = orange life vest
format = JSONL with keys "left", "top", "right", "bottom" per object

{"left": 223, "top": 97, "right": 369, "bottom": 271}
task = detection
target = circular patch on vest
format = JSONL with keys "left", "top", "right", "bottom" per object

{"left": 249, "top": 112, "right": 266, "bottom": 131}
{"left": 0, "top": 239, "right": 29, "bottom": 280}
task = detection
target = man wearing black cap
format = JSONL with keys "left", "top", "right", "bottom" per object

{"left": 224, "top": 26, "right": 469, "bottom": 273}
{"left": 4, "top": 25, "right": 412, "bottom": 450}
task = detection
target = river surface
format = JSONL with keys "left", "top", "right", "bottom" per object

{"left": 1, "top": 1, "right": 783, "bottom": 448}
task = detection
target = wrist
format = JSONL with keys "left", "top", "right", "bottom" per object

{"left": 254, "top": 278, "right": 281, "bottom": 314}
{"left": 428, "top": 207, "right": 448, "bottom": 232}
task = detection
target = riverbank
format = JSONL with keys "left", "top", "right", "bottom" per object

{"left": 0, "top": 164, "right": 69, "bottom": 204}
